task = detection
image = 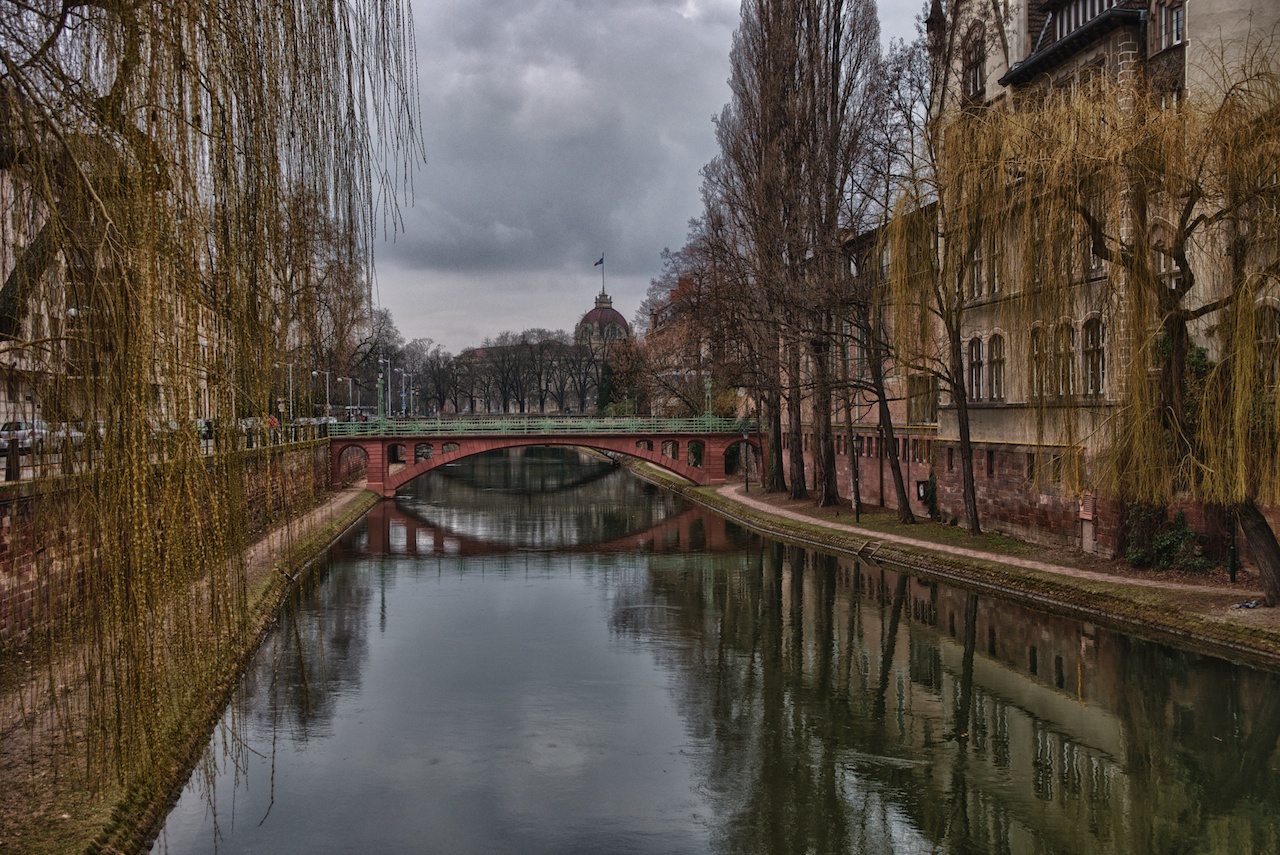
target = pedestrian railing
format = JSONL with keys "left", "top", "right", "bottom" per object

{"left": 329, "top": 415, "right": 757, "bottom": 437}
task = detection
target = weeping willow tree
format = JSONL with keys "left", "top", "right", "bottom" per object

{"left": 0, "top": 0, "right": 420, "bottom": 815}
{"left": 895, "top": 28, "right": 1280, "bottom": 595}
{"left": 1008, "top": 52, "right": 1280, "bottom": 601}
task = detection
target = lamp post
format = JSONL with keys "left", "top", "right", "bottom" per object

{"left": 853, "top": 434, "right": 864, "bottom": 523}
{"left": 274, "top": 362, "right": 293, "bottom": 423}
{"left": 743, "top": 431, "right": 751, "bottom": 493}
{"left": 338, "top": 375, "right": 355, "bottom": 418}
{"left": 312, "top": 369, "right": 331, "bottom": 420}
{"left": 395, "top": 369, "right": 413, "bottom": 416}
{"left": 378, "top": 357, "right": 390, "bottom": 420}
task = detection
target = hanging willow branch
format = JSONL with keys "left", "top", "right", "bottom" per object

{"left": 0, "top": 0, "right": 421, "bottom": 796}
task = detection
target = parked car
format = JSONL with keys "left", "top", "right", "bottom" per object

{"left": 49, "top": 422, "right": 86, "bottom": 448}
{"left": 0, "top": 420, "right": 51, "bottom": 455}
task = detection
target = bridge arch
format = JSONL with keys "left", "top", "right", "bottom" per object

{"left": 329, "top": 420, "right": 758, "bottom": 497}
{"left": 336, "top": 444, "right": 369, "bottom": 485}
{"left": 722, "top": 438, "right": 760, "bottom": 479}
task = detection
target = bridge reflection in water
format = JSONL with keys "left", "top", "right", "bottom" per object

{"left": 353, "top": 448, "right": 751, "bottom": 557}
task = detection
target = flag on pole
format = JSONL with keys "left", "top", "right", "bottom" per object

{"left": 594, "top": 256, "right": 604, "bottom": 267}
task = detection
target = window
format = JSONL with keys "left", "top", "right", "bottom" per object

{"left": 1054, "top": 323, "right": 1076, "bottom": 398}
{"left": 1154, "top": 240, "right": 1184, "bottom": 292}
{"left": 1159, "top": 2, "right": 1185, "bottom": 50}
{"left": 908, "top": 374, "right": 938, "bottom": 424}
{"left": 1260, "top": 305, "right": 1280, "bottom": 389}
{"left": 988, "top": 334, "right": 1006, "bottom": 401}
{"left": 1083, "top": 319, "right": 1106, "bottom": 398}
{"left": 988, "top": 233, "right": 1002, "bottom": 296}
{"left": 1031, "top": 327, "right": 1047, "bottom": 399}
{"left": 968, "top": 338, "right": 983, "bottom": 401}
{"left": 970, "top": 242, "right": 984, "bottom": 299}
{"left": 963, "top": 26, "right": 986, "bottom": 100}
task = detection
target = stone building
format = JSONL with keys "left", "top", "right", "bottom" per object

{"left": 782, "top": 0, "right": 1280, "bottom": 557}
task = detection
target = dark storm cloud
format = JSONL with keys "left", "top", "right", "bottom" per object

{"left": 376, "top": 0, "right": 920, "bottom": 351}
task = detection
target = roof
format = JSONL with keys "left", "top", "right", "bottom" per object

{"left": 1000, "top": 6, "right": 1144, "bottom": 87}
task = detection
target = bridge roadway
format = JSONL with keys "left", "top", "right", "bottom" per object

{"left": 329, "top": 416, "right": 759, "bottom": 497}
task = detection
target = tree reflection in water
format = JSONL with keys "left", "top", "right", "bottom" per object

{"left": 157, "top": 452, "right": 1280, "bottom": 855}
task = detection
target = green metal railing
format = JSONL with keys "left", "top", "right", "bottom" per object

{"left": 328, "top": 415, "right": 757, "bottom": 438}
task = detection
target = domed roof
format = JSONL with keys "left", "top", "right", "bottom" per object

{"left": 576, "top": 292, "right": 630, "bottom": 340}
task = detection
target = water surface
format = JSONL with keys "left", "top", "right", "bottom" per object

{"left": 152, "top": 449, "right": 1280, "bottom": 854}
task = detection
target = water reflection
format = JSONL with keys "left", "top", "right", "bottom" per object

{"left": 389, "top": 448, "right": 749, "bottom": 554}
{"left": 152, "top": 450, "right": 1280, "bottom": 855}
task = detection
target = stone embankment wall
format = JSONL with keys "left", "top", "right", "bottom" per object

{"left": 0, "top": 441, "right": 331, "bottom": 645}
{"left": 779, "top": 434, "right": 1277, "bottom": 567}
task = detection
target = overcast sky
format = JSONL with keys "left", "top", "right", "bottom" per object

{"left": 374, "top": 0, "right": 923, "bottom": 354}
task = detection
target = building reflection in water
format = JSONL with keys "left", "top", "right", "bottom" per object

{"left": 624, "top": 542, "right": 1280, "bottom": 855}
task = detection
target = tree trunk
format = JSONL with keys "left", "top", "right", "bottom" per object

{"left": 950, "top": 327, "right": 981, "bottom": 534}
{"left": 786, "top": 337, "right": 808, "bottom": 500}
{"left": 1238, "top": 499, "right": 1280, "bottom": 606}
{"left": 865, "top": 331, "right": 915, "bottom": 523}
{"left": 809, "top": 331, "right": 840, "bottom": 506}
{"left": 765, "top": 392, "right": 787, "bottom": 493}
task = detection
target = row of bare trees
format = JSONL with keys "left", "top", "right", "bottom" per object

{"left": 339, "top": 323, "right": 622, "bottom": 418}
{"left": 624, "top": 2, "right": 1280, "bottom": 601}
{"left": 621, "top": 0, "right": 921, "bottom": 519}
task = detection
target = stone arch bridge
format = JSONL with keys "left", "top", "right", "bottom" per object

{"left": 330, "top": 416, "right": 759, "bottom": 497}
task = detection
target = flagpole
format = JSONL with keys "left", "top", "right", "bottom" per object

{"left": 600, "top": 252, "right": 605, "bottom": 296}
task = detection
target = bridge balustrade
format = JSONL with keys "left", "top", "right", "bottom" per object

{"left": 329, "top": 416, "right": 757, "bottom": 437}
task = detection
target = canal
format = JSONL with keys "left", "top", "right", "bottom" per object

{"left": 151, "top": 448, "right": 1280, "bottom": 854}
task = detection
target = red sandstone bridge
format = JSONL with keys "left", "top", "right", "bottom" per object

{"left": 330, "top": 416, "right": 759, "bottom": 497}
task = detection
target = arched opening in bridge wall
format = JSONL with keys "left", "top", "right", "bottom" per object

{"left": 636, "top": 439, "right": 653, "bottom": 452}
{"left": 416, "top": 442, "right": 434, "bottom": 461}
{"left": 724, "top": 440, "right": 757, "bottom": 479}
{"left": 442, "top": 442, "right": 460, "bottom": 454}
{"left": 686, "top": 440, "right": 705, "bottom": 468}
{"left": 662, "top": 440, "right": 679, "bottom": 460}
{"left": 388, "top": 443, "right": 407, "bottom": 464}
{"left": 336, "top": 445, "right": 369, "bottom": 485}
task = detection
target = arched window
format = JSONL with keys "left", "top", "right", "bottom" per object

{"left": 1083, "top": 319, "right": 1106, "bottom": 398}
{"left": 967, "top": 338, "right": 983, "bottom": 401}
{"left": 988, "top": 334, "right": 1005, "bottom": 401}
{"left": 1054, "top": 323, "right": 1076, "bottom": 398}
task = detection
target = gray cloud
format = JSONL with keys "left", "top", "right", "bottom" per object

{"left": 376, "top": 0, "right": 920, "bottom": 352}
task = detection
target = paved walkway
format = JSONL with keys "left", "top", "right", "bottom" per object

{"left": 243, "top": 483, "right": 372, "bottom": 589}
{"left": 715, "top": 484, "right": 1257, "bottom": 597}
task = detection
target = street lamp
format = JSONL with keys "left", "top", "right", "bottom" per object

{"left": 273, "top": 362, "right": 293, "bottom": 423}
{"left": 378, "top": 357, "right": 390, "bottom": 420}
{"left": 337, "top": 375, "right": 355, "bottom": 418}
{"left": 394, "top": 368, "right": 414, "bottom": 416}
{"left": 312, "top": 370, "right": 331, "bottom": 421}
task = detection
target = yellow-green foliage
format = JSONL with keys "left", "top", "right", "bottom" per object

{"left": 0, "top": 0, "right": 419, "bottom": 792}
{"left": 885, "top": 51, "right": 1280, "bottom": 507}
